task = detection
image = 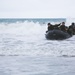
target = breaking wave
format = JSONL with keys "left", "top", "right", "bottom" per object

{"left": 0, "top": 19, "right": 75, "bottom": 57}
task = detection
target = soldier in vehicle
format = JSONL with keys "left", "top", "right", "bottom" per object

{"left": 47, "top": 23, "right": 54, "bottom": 31}
{"left": 67, "top": 22, "right": 75, "bottom": 35}
{"left": 60, "top": 22, "right": 66, "bottom": 32}
{"left": 46, "top": 23, "right": 54, "bottom": 33}
{"left": 46, "top": 23, "right": 61, "bottom": 33}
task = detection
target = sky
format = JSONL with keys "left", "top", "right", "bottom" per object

{"left": 0, "top": 0, "right": 75, "bottom": 18}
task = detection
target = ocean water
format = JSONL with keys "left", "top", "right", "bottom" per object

{"left": 0, "top": 18, "right": 75, "bottom": 75}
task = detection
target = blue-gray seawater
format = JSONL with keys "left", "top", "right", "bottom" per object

{"left": 0, "top": 18, "right": 75, "bottom": 75}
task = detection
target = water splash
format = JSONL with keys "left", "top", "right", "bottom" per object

{"left": 0, "top": 21, "right": 75, "bottom": 57}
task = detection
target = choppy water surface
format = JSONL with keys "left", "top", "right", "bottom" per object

{"left": 0, "top": 19, "right": 75, "bottom": 75}
{"left": 0, "top": 21, "right": 75, "bottom": 56}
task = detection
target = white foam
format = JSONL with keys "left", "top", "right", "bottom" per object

{"left": 0, "top": 21, "right": 75, "bottom": 57}
{"left": 0, "top": 21, "right": 46, "bottom": 35}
